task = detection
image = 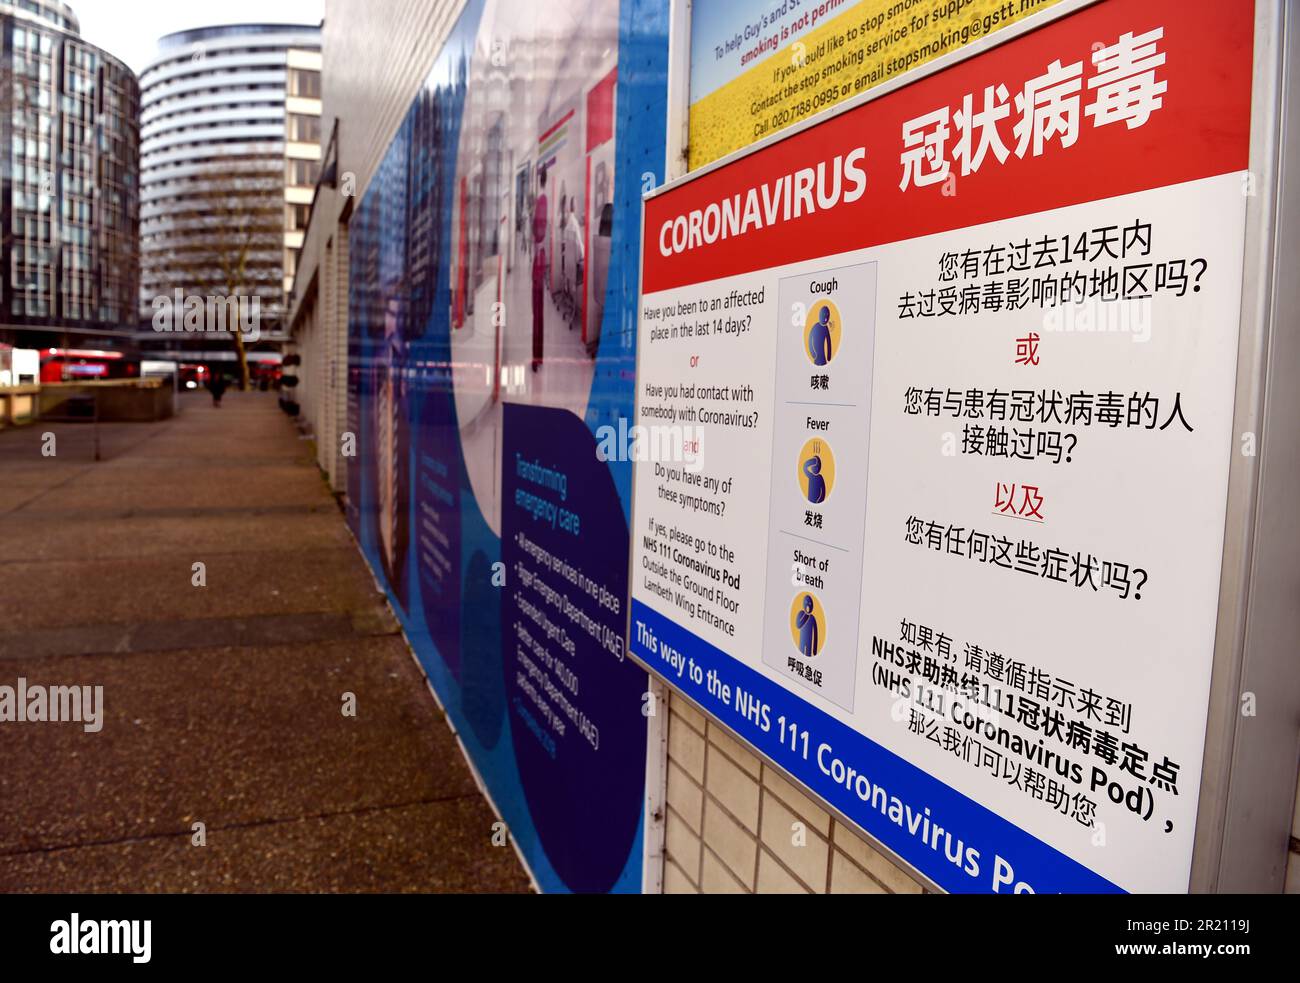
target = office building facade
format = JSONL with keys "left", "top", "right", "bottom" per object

{"left": 0, "top": 0, "right": 139, "bottom": 346}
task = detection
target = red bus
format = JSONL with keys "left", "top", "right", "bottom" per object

{"left": 39, "top": 348, "right": 137, "bottom": 383}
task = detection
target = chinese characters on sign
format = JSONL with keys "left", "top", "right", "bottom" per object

{"left": 900, "top": 29, "right": 1167, "bottom": 189}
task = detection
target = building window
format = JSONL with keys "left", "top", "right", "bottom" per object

{"left": 286, "top": 201, "right": 310, "bottom": 231}
{"left": 288, "top": 69, "right": 320, "bottom": 99}
{"left": 286, "top": 158, "right": 319, "bottom": 187}
{"left": 288, "top": 113, "right": 320, "bottom": 143}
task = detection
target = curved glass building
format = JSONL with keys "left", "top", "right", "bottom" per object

{"left": 0, "top": 0, "right": 139, "bottom": 341}
{"left": 139, "top": 22, "right": 322, "bottom": 344}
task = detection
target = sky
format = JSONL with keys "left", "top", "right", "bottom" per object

{"left": 73, "top": 0, "right": 324, "bottom": 73}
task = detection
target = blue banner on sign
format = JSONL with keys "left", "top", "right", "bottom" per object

{"left": 630, "top": 600, "right": 1123, "bottom": 894}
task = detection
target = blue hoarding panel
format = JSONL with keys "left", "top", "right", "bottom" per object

{"left": 346, "top": 0, "right": 670, "bottom": 893}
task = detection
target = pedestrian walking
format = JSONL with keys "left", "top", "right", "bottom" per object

{"left": 208, "top": 372, "right": 228, "bottom": 407}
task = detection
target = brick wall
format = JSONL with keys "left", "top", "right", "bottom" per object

{"left": 662, "top": 690, "right": 928, "bottom": 894}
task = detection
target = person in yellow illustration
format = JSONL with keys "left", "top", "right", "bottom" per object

{"left": 808, "top": 304, "right": 834, "bottom": 366}
{"left": 797, "top": 437, "right": 834, "bottom": 504}
{"left": 803, "top": 454, "right": 827, "bottom": 504}
{"left": 796, "top": 594, "right": 820, "bottom": 657}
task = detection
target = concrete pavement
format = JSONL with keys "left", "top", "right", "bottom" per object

{"left": 0, "top": 390, "right": 531, "bottom": 892}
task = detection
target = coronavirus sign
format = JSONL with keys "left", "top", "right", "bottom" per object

{"left": 630, "top": 0, "right": 1255, "bottom": 892}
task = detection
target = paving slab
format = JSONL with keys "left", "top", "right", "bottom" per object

{"left": 0, "top": 545, "right": 384, "bottom": 632}
{"left": 0, "top": 511, "right": 351, "bottom": 563}
{"left": 0, "top": 636, "right": 479, "bottom": 854}
{"left": 0, "top": 799, "right": 532, "bottom": 893}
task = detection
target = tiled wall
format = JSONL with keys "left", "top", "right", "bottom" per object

{"left": 663, "top": 690, "right": 927, "bottom": 894}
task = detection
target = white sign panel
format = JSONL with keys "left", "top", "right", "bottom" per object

{"left": 630, "top": 0, "right": 1255, "bottom": 892}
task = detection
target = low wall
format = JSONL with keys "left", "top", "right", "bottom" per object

{"left": 0, "top": 384, "right": 39, "bottom": 429}
{"left": 38, "top": 381, "right": 174, "bottom": 423}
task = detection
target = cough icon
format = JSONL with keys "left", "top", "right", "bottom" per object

{"left": 804, "top": 298, "right": 842, "bottom": 367}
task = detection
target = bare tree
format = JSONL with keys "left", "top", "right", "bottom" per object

{"left": 161, "top": 149, "right": 284, "bottom": 389}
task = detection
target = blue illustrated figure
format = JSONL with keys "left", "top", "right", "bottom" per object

{"left": 796, "top": 595, "right": 819, "bottom": 657}
{"left": 808, "top": 305, "right": 834, "bottom": 365}
{"left": 803, "top": 454, "right": 827, "bottom": 504}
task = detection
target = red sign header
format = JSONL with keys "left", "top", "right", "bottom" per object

{"left": 643, "top": 0, "right": 1253, "bottom": 294}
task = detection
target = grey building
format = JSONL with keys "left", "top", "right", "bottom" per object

{"left": 138, "top": 22, "right": 322, "bottom": 358}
